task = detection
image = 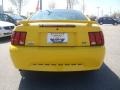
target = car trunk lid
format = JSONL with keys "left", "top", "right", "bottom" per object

{"left": 12, "top": 20, "right": 103, "bottom": 47}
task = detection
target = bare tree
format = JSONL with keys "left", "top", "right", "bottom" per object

{"left": 10, "top": 0, "right": 28, "bottom": 15}
{"left": 48, "top": 2, "right": 56, "bottom": 9}
{"left": 111, "top": 12, "right": 120, "bottom": 18}
{"left": 10, "top": 0, "right": 17, "bottom": 6}
{"left": 67, "top": 0, "right": 78, "bottom": 9}
{"left": 7, "top": 7, "right": 14, "bottom": 13}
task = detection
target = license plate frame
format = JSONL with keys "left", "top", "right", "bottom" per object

{"left": 47, "top": 33, "right": 68, "bottom": 43}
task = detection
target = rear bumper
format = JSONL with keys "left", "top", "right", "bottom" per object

{"left": 10, "top": 45, "right": 105, "bottom": 72}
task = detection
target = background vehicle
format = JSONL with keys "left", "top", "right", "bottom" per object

{"left": 20, "top": 15, "right": 27, "bottom": 19}
{"left": 114, "top": 18, "right": 120, "bottom": 24}
{"left": 0, "top": 13, "right": 24, "bottom": 25}
{"left": 0, "top": 21, "right": 15, "bottom": 38}
{"left": 89, "top": 16, "right": 97, "bottom": 21}
{"left": 10, "top": 9, "right": 105, "bottom": 72}
{"left": 97, "top": 17, "right": 118, "bottom": 25}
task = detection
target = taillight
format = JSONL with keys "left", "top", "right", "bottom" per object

{"left": 89, "top": 31, "right": 104, "bottom": 46}
{"left": 11, "top": 31, "right": 27, "bottom": 45}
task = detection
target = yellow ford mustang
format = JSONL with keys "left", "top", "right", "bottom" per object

{"left": 10, "top": 9, "right": 105, "bottom": 72}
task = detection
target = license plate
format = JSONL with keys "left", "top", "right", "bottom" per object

{"left": 47, "top": 33, "right": 68, "bottom": 43}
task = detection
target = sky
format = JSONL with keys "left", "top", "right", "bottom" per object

{"left": 0, "top": 0, "right": 120, "bottom": 16}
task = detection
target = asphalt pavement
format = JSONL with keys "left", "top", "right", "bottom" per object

{"left": 0, "top": 25, "right": 120, "bottom": 90}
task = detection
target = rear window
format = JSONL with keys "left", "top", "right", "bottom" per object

{"left": 30, "top": 9, "right": 88, "bottom": 21}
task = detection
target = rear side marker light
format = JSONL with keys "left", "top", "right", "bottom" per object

{"left": 89, "top": 31, "right": 104, "bottom": 46}
{"left": 11, "top": 31, "right": 27, "bottom": 45}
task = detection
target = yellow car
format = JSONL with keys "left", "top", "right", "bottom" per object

{"left": 10, "top": 9, "right": 105, "bottom": 72}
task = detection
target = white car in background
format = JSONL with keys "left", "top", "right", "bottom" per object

{"left": 0, "top": 21, "right": 15, "bottom": 38}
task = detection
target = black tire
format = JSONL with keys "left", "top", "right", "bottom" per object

{"left": 113, "top": 22, "right": 118, "bottom": 25}
{"left": 19, "top": 70, "right": 33, "bottom": 78}
{"left": 99, "top": 22, "right": 103, "bottom": 25}
{"left": 19, "top": 70, "right": 26, "bottom": 77}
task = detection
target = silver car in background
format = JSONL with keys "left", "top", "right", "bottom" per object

{"left": 0, "top": 21, "right": 15, "bottom": 38}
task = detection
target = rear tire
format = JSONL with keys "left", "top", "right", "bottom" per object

{"left": 113, "top": 22, "right": 118, "bottom": 25}
{"left": 99, "top": 22, "right": 103, "bottom": 25}
{"left": 19, "top": 70, "right": 33, "bottom": 78}
{"left": 19, "top": 70, "right": 26, "bottom": 77}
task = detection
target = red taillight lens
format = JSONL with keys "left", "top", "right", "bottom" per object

{"left": 11, "top": 31, "right": 27, "bottom": 45}
{"left": 99, "top": 31, "right": 104, "bottom": 45}
{"left": 89, "top": 31, "right": 104, "bottom": 46}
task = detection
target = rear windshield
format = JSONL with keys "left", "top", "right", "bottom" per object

{"left": 30, "top": 10, "right": 88, "bottom": 21}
